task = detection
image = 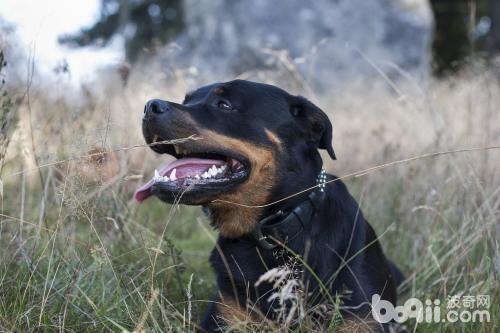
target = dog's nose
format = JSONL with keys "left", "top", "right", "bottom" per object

{"left": 145, "top": 99, "right": 170, "bottom": 115}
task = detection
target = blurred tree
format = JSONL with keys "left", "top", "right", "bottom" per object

{"left": 0, "top": 20, "right": 21, "bottom": 170}
{"left": 485, "top": 0, "right": 500, "bottom": 53}
{"left": 431, "top": 0, "right": 500, "bottom": 75}
{"left": 58, "top": 0, "right": 500, "bottom": 75}
{"left": 58, "top": 0, "right": 184, "bottom": 62}
{"left": 0, "top": 49, "right": 17, "bottom": 169}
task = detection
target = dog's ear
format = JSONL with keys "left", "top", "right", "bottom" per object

{"left": 290, "top": 96, "right": 336, "bottom": 160}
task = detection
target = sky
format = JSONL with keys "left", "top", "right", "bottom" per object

{"left": 0, "top": 0, "right": 122, "bottom": 84}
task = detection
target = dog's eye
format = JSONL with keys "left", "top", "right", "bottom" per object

{"left": 217, "top": 100, "right": 233, "bottom": 111}
{"left": 290, "top": 105, "right": 303, "bottom": 117}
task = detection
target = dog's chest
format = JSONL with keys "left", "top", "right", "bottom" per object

{"left": 209, "top": 238, "right": 284, "bottom": 290}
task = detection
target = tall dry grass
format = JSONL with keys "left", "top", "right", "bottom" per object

{"left": 0, "top": 53, "right": 498, "bottom": 332}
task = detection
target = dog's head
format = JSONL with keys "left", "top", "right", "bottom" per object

{"left": 135, "top": 80, "right": 335, "bottom": 236}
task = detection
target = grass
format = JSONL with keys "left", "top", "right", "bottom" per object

{"left": 0, "top": 54, "right": 498, "bottom": 332}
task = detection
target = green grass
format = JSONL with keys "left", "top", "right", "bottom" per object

{"left": 0, "top": 183, "right": 216, "bottom": 332}
{"left": 0, "top": 155, "right": 497, "bottom": 332}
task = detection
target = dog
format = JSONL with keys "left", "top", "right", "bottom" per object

{"left": 135, "top": 80, "right": 404, "bottom": 332}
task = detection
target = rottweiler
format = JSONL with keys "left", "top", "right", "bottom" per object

{"left": 135, "top": 80, "right": 404, "bottom": 332}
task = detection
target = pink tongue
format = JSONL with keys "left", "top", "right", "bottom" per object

{"left": 134, "top": 158, "right": 226, "bottom": 202}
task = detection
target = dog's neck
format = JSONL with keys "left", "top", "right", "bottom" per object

{"left": 205, "top": 203, "right": 264, "bottom": 238}
{"left": 249, "top": 188, "right": 326, "bottom": 250}
{"left": 205, "top": 168, "right": 327, "bottom": 239}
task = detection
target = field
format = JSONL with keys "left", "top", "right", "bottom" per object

{"left": 0, "top": 58, "right": 499, "bottom": 332}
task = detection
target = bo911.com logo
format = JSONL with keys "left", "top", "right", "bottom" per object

{"left": 371, "top": 294, "right": 491, "bottom": 323}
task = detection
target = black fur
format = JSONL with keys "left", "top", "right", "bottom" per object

{"left": 141, "top": 80, "right": 404, "bottom": 332}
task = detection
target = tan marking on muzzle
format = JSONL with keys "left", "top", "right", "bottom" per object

{"left": 200, "top": 129, "right": 277, "bottom": 238}
{"left": 161, "top": 112, "right": 278, "bottom": 238}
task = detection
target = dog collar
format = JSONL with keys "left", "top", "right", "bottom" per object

{"left": 250, "top": 169, "right": 327, "bottom": 250}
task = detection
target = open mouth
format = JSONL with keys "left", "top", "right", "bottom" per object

{"left": 134, "top": 136, "right": 249, "bottom": 203}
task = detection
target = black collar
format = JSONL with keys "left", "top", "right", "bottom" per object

{"left": 250, "top": 189, "right": 326, "bottom": 250}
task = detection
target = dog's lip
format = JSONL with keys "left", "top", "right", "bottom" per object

{"left": 134, "top": 140, "right": 250, "bottom": 203}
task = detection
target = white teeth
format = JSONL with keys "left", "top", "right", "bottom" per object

{"left": 153, "top": 163, "right": 229, "bottom": 183}
{"left": 198, "top": 164, "right": 228, "bottom": 180}
{"left": 153, "top": 169, "right": 170, "bottom": 183}
{"left": 170, "top": 168, "right": 177, "bottom": 180}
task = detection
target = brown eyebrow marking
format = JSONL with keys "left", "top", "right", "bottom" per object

{"left": 213, "top": 87, "right": 224, "bottom": 95}
{"left": 264, "top": 128, "right": 282, "bottom": 150}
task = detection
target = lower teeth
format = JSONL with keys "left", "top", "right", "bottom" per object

{"left": 153, "top": 164, "right": 228, "bottom": 183}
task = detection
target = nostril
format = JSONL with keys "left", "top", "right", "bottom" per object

{"left": 146, "top": 99, "right": 169, "bottom": 115}
{"left": 151, "top": 102, "right": 160, "bottom": 114}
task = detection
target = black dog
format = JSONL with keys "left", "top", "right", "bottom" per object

{"left": 135, "top": 80, "right": 404, "bottom": 332}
